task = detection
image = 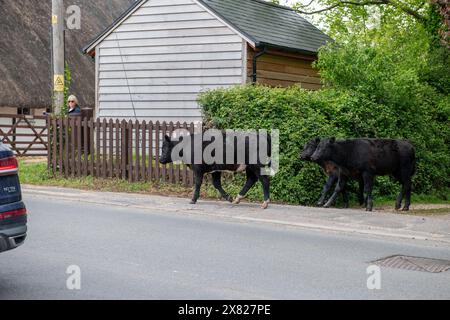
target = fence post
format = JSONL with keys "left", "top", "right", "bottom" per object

{"left": 52, "top": 117, "right": 57, "bottom": 175}
{"left": 134, "top": 120, "right": 140, "bottom": 182}
{"left": 115, "top": 119, "right": 120, "bottom": 178}
{"left": 95, "top": 118, "right": 101, "bottom": 178}
{"left": 121, "top": 120, "right": 127, "bottom": 180}
{"left": 102, "top": 118, "right": 107, "bottom": 179}
{"left": 70, "top": 117, "right": 76, "bottom": 176}
{"left": 127, "top": 120, "right": 133, "bottom": 183}
{"left": 109, "top": 119, "right": 114, "bottom": 179}
{"left": 182, "top": 122, "right": 188, "bottom": 187}
{"left": 47, "top": 115, "right": 51, "bottom": 171}
{"left": 161, "top": 122, "right": 167, "bottom": 183}
{"left": 89, "top": 118, "right": 94, "bottom": 176}
{"left": 168, "top": 122, "right": 174, "bottom": 184}
{"left": 155, "top": 121, "right": 160, "bottom": 183}
{"left": 77, "top": 117, "right": 82, "bottom": 177}
{"left": 148, "top": 121, "right": 153, "bottom": 182}
{"left": 175, "top": 122, "right": 181, "bottom": 185}
{"left": 64, "top": 117, "right": 69, "bottom": 178}
{"left": 83, "top": 117, "right": 88, "bottom": 176}
{"left": 189, "top": 122, "right": 195, "bottom": 187}
{"left": 141, "top": 120, "right": 147, "bottom": 181}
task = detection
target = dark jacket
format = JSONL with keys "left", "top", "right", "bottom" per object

{"left": 68, "top": 105, "right": 81, "bottom": 115}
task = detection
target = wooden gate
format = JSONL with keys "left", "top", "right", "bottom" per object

{"left": 0, "top": 114, "right": 49, "bottom": 157}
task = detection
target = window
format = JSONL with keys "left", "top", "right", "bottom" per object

{"left": 17, "top": 107, "right": 31, "bottom": 115}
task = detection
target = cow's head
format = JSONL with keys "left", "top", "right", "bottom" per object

{"left": 300, "top": 137, "right": 320, "bottom": 161}
{"left": 311, "top": 137, "right": 335, "bottom": 162}
{"left": 160, "top": 134, "right": 187, "bottom": 164}
{"left": 160, "top": 135, "right": 175, "bottom": 164}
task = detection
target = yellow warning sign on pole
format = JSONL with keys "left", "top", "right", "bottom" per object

{"left": 52, "top": 15, "right": 58, "bottom": 24}
{"left": 54, "top": 75, "right": 64, "bottom": 92}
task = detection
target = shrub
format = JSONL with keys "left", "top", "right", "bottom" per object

{"left": 198, "top": 84, "right": 449, "bottom": 205}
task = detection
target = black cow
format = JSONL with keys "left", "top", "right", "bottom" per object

{"left": 300, "top": 138, "right": 364, "bottom": 208}
{"left": 160, "top": 132, "right": 271, "bottom": 209}
{"left": 311, "top": 138, "right": 416, "bottom": 211}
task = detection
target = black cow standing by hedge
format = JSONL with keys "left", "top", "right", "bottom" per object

{"left": 300, "top": 138, "right": 364, "bottom": 208}
{"left": 311, "top": 138, "right": 416, "bottom": 211}
{"left": 160, "top": 132, "right": 272, "bottom": 209}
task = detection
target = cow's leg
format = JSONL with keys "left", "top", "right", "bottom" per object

{"left": 190, "top": 171, "right": 204, "bottom": 204}
{"left": 233, "top": 169, "right": 258, "bottom": 205}
{"left": 395, "top": 188, "right": 403, "bottom": 211}
{"left": 395, "top": 165, "right": 414, "bottom": 212}
{"left": 212, "top": 171, "right": 232, "bottom": 202}
{"left": 363, "top": 172, "right": 375, "bottom": 212}
{"left": 342, "top": 185, "right": 349, "bottom": 208}
{"left": 317, "top": 175, "right": 337, "bottom": 207}
{"left": 358, "top": 178, "right": 365, "bottom": 206}
{"left": 401, "top": 175, "right": 413, "bottom": 211}
{"left": 324, "top": 175, "right": 347, "bottom": 208}
{"left": 259, "top": 174, "right": 270, "bottom": 209}
{"left": 393, "top": 172, "right": 404, "bottom": 210}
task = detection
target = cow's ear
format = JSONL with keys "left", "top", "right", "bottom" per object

{"left": 315, "top": 137, "right": 320, "bottom": 143}
{"left": 330, "top": 137, "right": 336, "bottom": 144}
{"left": 164, "top": 135, "right": 171, "bottom": 142}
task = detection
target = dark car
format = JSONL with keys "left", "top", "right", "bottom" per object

{"left": 0, "top": 143, "right": 27, "bottom": 252}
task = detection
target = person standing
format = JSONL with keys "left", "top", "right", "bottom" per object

{"left": 67, "top": 95, "right": 81, "bottom": 115}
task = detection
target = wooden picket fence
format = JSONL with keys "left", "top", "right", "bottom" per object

{"left": 47, "top": 116, "right": 195, "bottom": 186}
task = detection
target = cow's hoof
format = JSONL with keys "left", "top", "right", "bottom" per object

{"left": 323, "top": 202, "right": 332, "bottom": 208}
{"left": 233, "top": 195, "right": 244, "bottom": 205}
{"left": 190, "top": 200, "right": 197, "bottom": 205}
{"left": 224, "top": 195, "right": 233, "bottom": 203}
{"left": 316, "top": 202, "right": 325, "bottom": 207}
{"left": 343, "top": 204, "right": 349, "bottom": 209}
{"left": 402, "top": 207, "right": 410, "bottom": 211}
{"left": 261, "top": 200, "right": 270, "bottom": 209}
{"left": 365, "top": 208, "right": 373, "bottom": 212}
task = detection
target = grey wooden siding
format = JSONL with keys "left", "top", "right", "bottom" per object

{"left": 97, "top": 0, "right": 245, "bottom": 123}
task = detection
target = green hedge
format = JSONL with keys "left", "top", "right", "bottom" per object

{"left": 198, "top": 85, "right": 450, "bottom": 205}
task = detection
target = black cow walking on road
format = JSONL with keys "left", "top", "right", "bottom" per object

{"left": 160, "top": 132, "right": 272, "bottom": 209}
{"left": 311, "top": 138, "right": 416, "bottom": 211}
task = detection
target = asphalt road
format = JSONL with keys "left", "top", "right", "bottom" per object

{"left": 1, "top": 195, "right": 450, "bottom": 300}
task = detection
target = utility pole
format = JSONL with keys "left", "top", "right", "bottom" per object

{"left": 52, "top": 0, "right": 65, "bottom": 115}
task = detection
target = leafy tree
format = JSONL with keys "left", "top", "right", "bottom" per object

{"left": 62, "top": 62, "right": 72, "bottom": 116}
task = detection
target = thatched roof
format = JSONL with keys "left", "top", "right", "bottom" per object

{"left": 0, "top": 0, "right": 135, "bottom": 109}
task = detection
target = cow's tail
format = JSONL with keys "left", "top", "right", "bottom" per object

{"left": 411, "top": 147, "right": 416, "bottom": 176}
{"left": 409, "top": 141, "right": 417, "bottom": 176}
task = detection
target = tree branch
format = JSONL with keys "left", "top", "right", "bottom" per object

{"left": 391, "top": 0, "right": 428, "bottom": 22}
{"left": 295, "top": 0, "right": 428, "bottom": 23}
{"left": 303, "top": 0, "right": 317, "bottom": 8}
